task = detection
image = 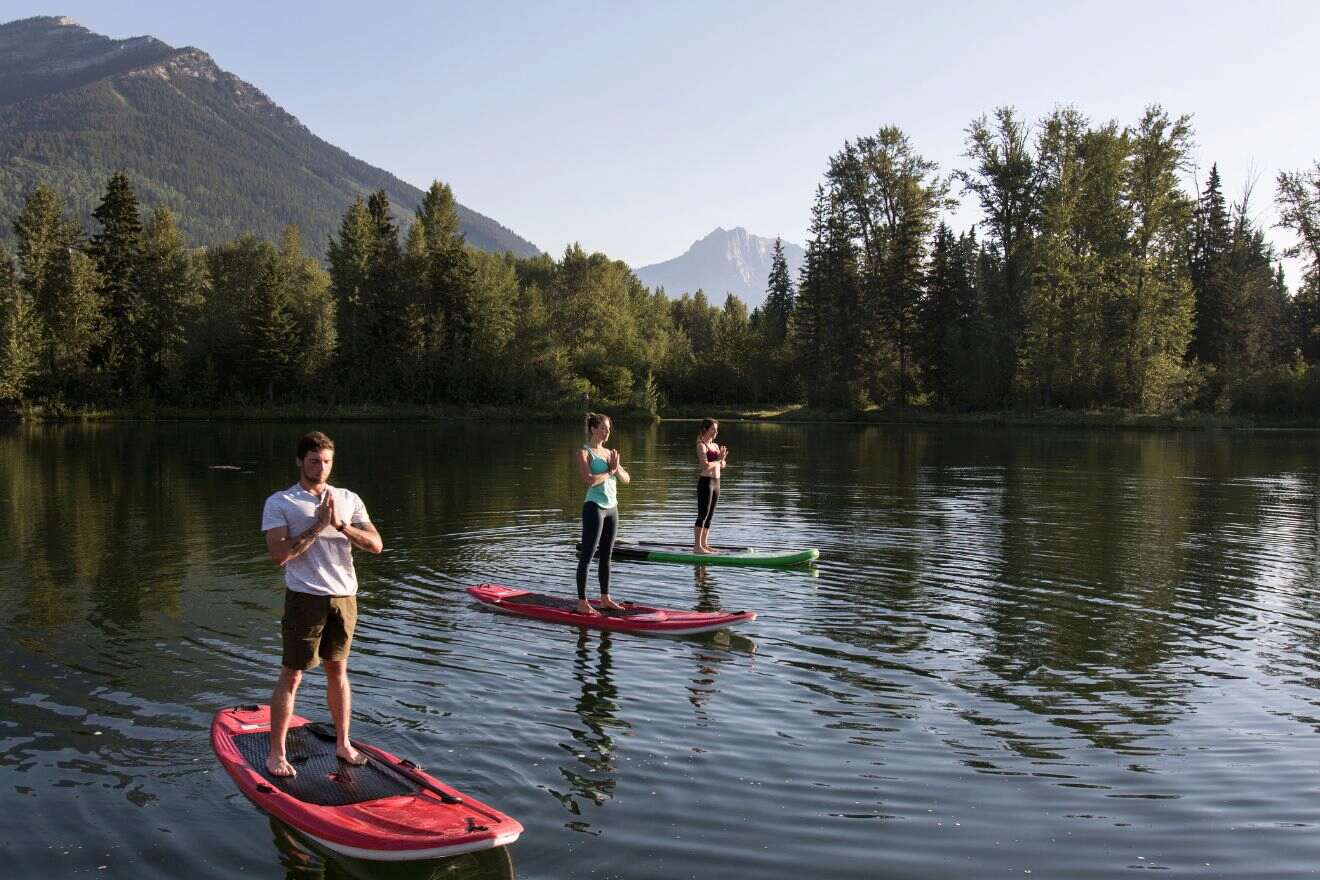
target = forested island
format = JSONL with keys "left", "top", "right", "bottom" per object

{"left": 2, "top": 104, "right": 1319, "bottom": 422}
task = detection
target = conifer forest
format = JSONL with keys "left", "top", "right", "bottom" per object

{"left": 3, "top": 105, "right": 1319, "bottom": 418}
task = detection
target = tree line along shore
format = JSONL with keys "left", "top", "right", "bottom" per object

{"left": 2, "top": 104, "right": 1319, "bottom": 424}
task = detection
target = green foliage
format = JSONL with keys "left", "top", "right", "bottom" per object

{"left": 4, "top": 118, "right": 1318, "bottom": 418}
{"left": 824, "top": 126, "right": 949, "bottom": 404}
{"left": 1120, "top": 106, "right": 1196, "bottom": 411}
{"left": 88, "top": 171, "right": 144, "bottom": 386}
{"left": 137, "top": 206, "right": 202, "bottom": 397}
{"left": 44, "top": 247, "right": 105, "bottom": 399}
{"left": 919, "top": 224, "right": 983, "bottom": 408}
{"left": 763, "top": 237, "right": 794, "bottom": 345}
{"left": 957, "top": 107, "right": 1038, "bottom": 403}
{"left": 0, "top": 244, "right": 42, "bottom": 400}
{"left": 1277, "top": 161, "right": 1320, "bottom": 362}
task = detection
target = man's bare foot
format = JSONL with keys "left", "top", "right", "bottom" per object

{"left": 266, "top": 754, "right": 297, "bottom": 777}
{"left": 576, "top": 600, "right": 601, "bottom": 616}
{"left": 599, "top": 597, "right": 625, "bottom": 611}
{"left": 336, "top": 746, "right": 368, "bottom": 766}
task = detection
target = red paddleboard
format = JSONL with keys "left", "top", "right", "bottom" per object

{"left": 211, "top": 705, "right": 522, "bottom": 861}
{"left": 467, "top": 584, "right": 757, "bottom": 635}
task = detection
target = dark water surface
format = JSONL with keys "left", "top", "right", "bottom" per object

{"left": 4, "top": 421, "right": 1320, "bottom": 879}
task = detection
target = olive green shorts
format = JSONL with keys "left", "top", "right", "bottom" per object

{"left": 280, "top": 589, "right": 357, "bottom": 670}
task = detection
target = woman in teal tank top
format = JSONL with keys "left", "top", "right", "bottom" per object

{"left": 576, "top": 412, "right": 631, "bottom": 615}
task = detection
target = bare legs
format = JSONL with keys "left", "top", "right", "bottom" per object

{"left": 267, "top": 666, "right": 301, "bottom": 776}
{"left": 267, "top": 660, "right": 363, "bottom": 776}
{"left": 324, "top": 659, "right": 365, "bottom": 764}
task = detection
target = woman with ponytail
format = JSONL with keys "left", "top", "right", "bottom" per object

{"left": 575, "top": 412, "right": 631, "bottom": 615}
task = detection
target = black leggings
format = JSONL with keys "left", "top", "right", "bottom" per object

{"left": 577, "top": 502, "right": 618, "bottom": 599}
{"left": 696, "top": 477, "right": 719, "bottom": 529}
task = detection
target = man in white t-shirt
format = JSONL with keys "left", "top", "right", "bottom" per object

{"left": 260, "top": 431, "right": 383, "bottom": 777}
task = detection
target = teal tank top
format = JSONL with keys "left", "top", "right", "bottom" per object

{"left": 583, "top": 445, "right": 617, "bottom": 509}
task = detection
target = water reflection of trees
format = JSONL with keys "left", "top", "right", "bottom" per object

{"left": 0, "top": 424, "right": 194, "bottom": 642}
{"left": 791, "top": 427, "right": 1320, "bottom": 761}
{"left": 549, "top": 630, "right": 630, "bottom": 830}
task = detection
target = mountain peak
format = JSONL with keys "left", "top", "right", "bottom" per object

{"left": 0, "top": 14, "right": 542, "bottom": 258}
{"left": 5, "top": 14, "right": 83, "bottom": 28}
{"left": 635, "top": 228, "right": 805, "bottom": 309}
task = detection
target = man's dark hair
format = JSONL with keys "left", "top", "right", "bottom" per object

{"left": 297, "top": 431, "right": 335, "bottom": 461}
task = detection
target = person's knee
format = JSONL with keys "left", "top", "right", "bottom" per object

{"left": 276, "top": 667, "right": 303, "bottom": 693}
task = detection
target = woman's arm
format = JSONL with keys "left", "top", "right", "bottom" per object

{"left": 610, "top": 448, "right": 631, "bottom": 485}
{"left": 578, "top": 448, "right": 613, "bottom": 487}
{"left": 698, "top": 442, "right": 719, "bottom": 477}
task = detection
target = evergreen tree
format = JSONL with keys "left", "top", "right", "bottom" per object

{"left": 88, "top": 172, "right": 145, "bottom": 387}
{"left": 12, "top": 185, "right": 76, "bottom": 290}
{"left": 13, "top": 186, "right": 104, "bottom": 398}
{"left": 919, "top": 223, "right": 960, "bottom": 405}
{"left": 411, "top": 181, "right": 477, "bottom": 398}
{"left": 794, "top": 185, "right": 867, "bottom": 408}
{"left": 200, "top": 235, "right": 272, "bottom": 402}
{"left": 0, "top": 245, "right": 43, "bottom": 401}
{"left": 242, "top": 251, "right": 299, "bottom": 401}
{"left": 793, "top": 188, "right": 833, "bottom": 405}
{"left": 763, "top": 237, "right": 794, "bottom": 345}
{"left": 465, "top": 248, "right": 519, "bottom": 401}
{"left": 327, "top": 197, "right": 375, "bottom": 394}
{"left": 363, "top": 190, "right": 403, "bottom": 396}
{"left": 137, "top": 206, "right": 202, "bottom": 396}
{"left": 275, "top": 225, "right": 336, "bottom": 391}
{"left": 45, "top": 247, "right": 105, "bottom": 398}
{"left": 1189, "top": 164, "right": 1232, "bottom": 365}
{"left": 14, "top": 184, "right": 79, "bottom": 320}
{"left": 1221, "top": 192, "right": 1289, "bottom": 376}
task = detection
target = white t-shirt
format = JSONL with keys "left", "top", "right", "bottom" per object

{"left": 261, "top": 483, "right": 370, "bottom": 597}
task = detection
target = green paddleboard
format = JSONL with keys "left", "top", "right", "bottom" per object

{"left": 578, "top": 540, "right": 819, "bottom": 568}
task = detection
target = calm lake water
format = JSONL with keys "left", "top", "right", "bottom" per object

{"left": 3, "top": 420, "right": 1320, "bottom": 879}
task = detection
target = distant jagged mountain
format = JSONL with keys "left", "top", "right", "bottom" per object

{"left": 0, "top": 15, "right": 541, "bottom": 258}
{"left": 634, "top": 227, "right": 805, "bottom": 309}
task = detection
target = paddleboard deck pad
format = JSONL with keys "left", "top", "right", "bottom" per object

{"left": 211, "top": 705, "right": 522, "bottom": 861}
{"left": 467, "top": 584, "right": 756, "bottom": 635}
{"left": 578, "top": 539, "right": 819, "bottom": 568}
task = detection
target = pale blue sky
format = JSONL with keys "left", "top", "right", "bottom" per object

{"left": 21, "top": 1, "right": 1320, "bottom": 274}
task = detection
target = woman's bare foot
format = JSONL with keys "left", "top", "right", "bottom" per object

{"left": 599, "top": 597, "right": 626, "bottom": 611}
{"left": 266, "top": 754, "right": 297, "bottom": 777}
{"left": 576, "top": 599, "right": 601, "bottom": 616}
{"left": 336, "top": 745, "right": 368, "bottom": 766}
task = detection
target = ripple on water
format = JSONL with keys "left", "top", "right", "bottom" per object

{"left": 6, "top": 422, "right": 1320, "bottom": 878}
